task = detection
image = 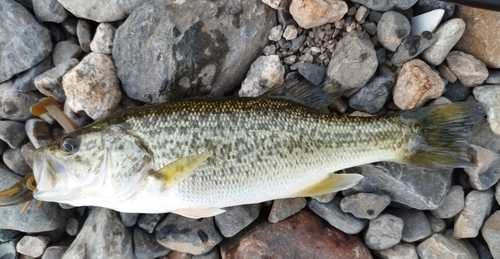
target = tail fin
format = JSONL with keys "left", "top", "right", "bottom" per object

{"left": 400, "top": 102, "right": 486, "bottom": 169}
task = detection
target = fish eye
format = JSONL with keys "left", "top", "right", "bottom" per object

{"left": 61, "top": 138, "right": 79, "bottom": 154}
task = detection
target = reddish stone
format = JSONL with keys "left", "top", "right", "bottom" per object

{"left": 221, "top": 210, "right": 373, "bottom": 259}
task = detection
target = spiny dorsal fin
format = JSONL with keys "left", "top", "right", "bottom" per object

{"left": 153, "top": 151, "right": 213, "bottom": 188}
{"left": 295, "top": 174, "right": 364, "bottom": 197}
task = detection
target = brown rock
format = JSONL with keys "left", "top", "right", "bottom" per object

{"left": 289, "top": 0, "right": 348, "bottom": 29}
{"left": 220, "top": 210, "right": 373, "bottom": 259}
{"left": 455, "top": 6, "right": 500, "bottom": 68}
{"left": 392, "top": 59, "right": 445, "bottom": 110}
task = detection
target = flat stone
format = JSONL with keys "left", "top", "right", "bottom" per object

{"left": 63, "top": 53, "right": 121, "bottom": 120}
{"left": 372, "top": 243, "right": 418, "bottom": 259}
{"left": 239, "top": 55, "right": 285, "bottom": 97}
{"left": 289, "top": 0, "right": 348, "bottom": 29}
{"left": 221, "top": 210, "right": 373, "bottom": 259}
{"left": 308, "top": 196, "right": 367, "bottom": 234}
{"left": 454, "top": 189, "right": 494, "bottom": 238}
{"left": 350, "top": 0, "right": 417, "bottom": 11}
{"left": 481, "top": 210, "right": 500, "bottom": 259}
{"left": 33, "top": 0, "right": 69, "bottom": 23}
{"left": 76, "top": 19, "right": 92, "bottom": 53}
{"left": 41, "top": 246, "right": 68, "bottom": 259}
{"left": 138, "top": 214, "right": 164, "bottom": 234}
{"left": 392, "top": 59, "right": 445, "bottom": 109}
{"left": 57, "top": 0, "right": 148, "bottom": 22}
{"left": 62, "top": 208, "right": 135, "bottom": 259}
{"left": 473, "top": 85, "right": 500, "bottom": 135}
{"left": 343, "top": 163, "right": 452, "bottom": 210}
{"left": 340, "top": 193, "right": 391, "bottom": 219}
{"left": 34, "top": 58, "right": 79, "bottom": 103}
{"left": 0, "top": 240, "right": 17, "bottom": 259}
{"left": 214, "top": 204, "right": 261, "bottom": 237}
{"left": 3, "top": 147, "right": 31, "bottom": 176}
{"left": 16, "top": 235, "right": 50, "bottom": 258}
{"left": 325, "top": 31, "right": 377, "bottom": 95}
{"left": 364, "top": 214, "right": 403, "bottom": 250}
{"left": 133, "top": 227, "right": 170, "bottom": 259}
{"left": 430, "top": 185, "right": 464, "bottom": 219}
{"left": 455, "top": 6, "right": 500, "bottom": 68}
{"left": 391, "top": 31, "right": 435, "bottom": 64}
{"left": 13, "top": 56, "right": 53, "bottom": 92}
{"left": 155, "top": 214, "right": 223, "bottom": 255}
{"left": 113, "top": 0, "right": 275, "bottom": 103}
{"left": 268, "top": 198, "right": 307, "bottom": 223}
{"left": 0, "top": 81, "right": 42, "bottom": 121}
{"left": 52, "top": 41, "right": 83, "bottom": 67}
{"left": 348, "top": 74, "right": 395, "bottom": 114}
{"left": 0, "top": 120, "right": 27, "bottom": 149}
{"left": 120, "top": 212, "right": 139, "bottom": 227}
{"left": 90, "top": 23, "right": 116, "bottom": 54}
{"left": 443, "top": 81, "right": 471, "bottom": 102}
{"left": 387, "top": 209, "right": 432, "bottom": 242}
{"left": 421, "top": 18, "right": 466, "bottom": 66}
{"left": 0, "top": 0, "right": 52, "bottom": 82}
{"left": 417, "top": 234, "right": 470, "bottom": 259}
{"left": 464, "top": 145, "right": 500, "bottom": 190}
{"left": 445, "top": 51, "right": 488, "bottom": 87}
{"left": 377, "top": 11, "right": 411, "bottom": 52}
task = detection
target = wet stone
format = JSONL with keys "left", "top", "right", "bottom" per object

{"left": 16, "top": 235, "right": 50, "bottom": 258}
{"left": 155, "top": 214, "right": 223, "bottom": 255}
{"left": 3, "top": 147, "right": 31, "bottom": 176}
{"left": 90, "top": 23, "right": 116, "bottom": 54}
{"left": 430, "top": 185, "right": 464, "bottom": 219}
{"left": 239, "top": 55, "right": 285, "bottom": 97}
{"left": 33, "top": 0, "right": 69, "bottom": 23}
{"left": 364, "top": 214, "right": 403, "bottom": 250}
{"left": 388, "top": 209, "right": 432, "bottom": 243}
{"left": 268, "top": 198, "right": 307, "bottom": 223}
{"left": 34, "top": 58, "right": 80, "bottom": 103}
{"left": 481, "top": 210, "right": 500, "bottom": 259}
{"left": 215, "top": 204, "right": 261, "bottom": 238}
{"left": 372, "top": 242, "right": 418, "bottom": 259}
{"left": 120, "top": 212, "right": 139, "bottom": 227}
{"left": 421, "top": 18, "right": 466, "bottom": 66}
{"left": 340, "top": 193, "right": 391, "bottom": 219}
{"left": 41, "top": 246, "right": 67, "bottom": 259}
{"left": 464, "top": 145, "right": 500, "bottom": 191}
{"left": 0, "top": 81, "right": 42, "bottom": 121}
{"left": 138, "top": 214, "right": 164, "bottom": 234}
{"left": 13, "top": 56, "right": 53, "bottom": 92}
{"left": 25, "top": 118, "right": 52, "bottom": 148}
{"left": 377, "top": 11, "right": 411, "bottom": 52}
{"left": 445, "top": 51, "right": 488, "bottom": 87}
{"left": 133, "top": 227, "right": 170, "bottom": 259}
{"left": 454, "top": 189, "right": 494, "bottom": 238}
{"left": 443, "top": 81, "right": 471, "bottom": 102}
{"left": 308, "top": 196, "right": 367, "bottom": 234}
{"left": 76, "top": 19, "right": 92, "bottom": 52}
{"left": 52, "top": 41, "right": 83, "bottom": 67}
{"left": 348, "top": 74, "right": 395, "bottom": 114}
{"left": 391, "top": 31, "right": 435, "bottom": 64}
{"left": 473, "top": 85, "right": 500, "bottom": 135}
{"left": 417, "top": 234, "right": 470, "bottom": 259}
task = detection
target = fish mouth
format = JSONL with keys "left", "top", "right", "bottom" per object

{"left": 32, "top": 149, "right": 69, "bottom": 201}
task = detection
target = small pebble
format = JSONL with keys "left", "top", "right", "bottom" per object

{"left": 34, "top": 58, "right": 80, "bottom": 103}
{"left": 90, "top": 23, "right": 116, "bottom": 54}
{"left": 349, "top": 74, "right": 395, "bottom": 114}
{"left": 389, "top": 209, "right": 432, "bottom": 243}
{"left": 464, "top": 145, "right": 500, "bottom": 191}
{"left": 289, "top": 0, "right": 348, "bottom": 29}
{"left": 417, "top": 234, "right": 469, "bottom": 259}
{"left": 268, "top": 25, "right": 283, "bottom": 42}
{"left": 421, "top": 18, "right": 466, "bottom": 66}
{"left": 430, "top": 185, "right": 464, "bottom": 219}
{"left": 426, "top": 214, "right": 446, "bottom": 234}
{"left": 16, "top": 235, "right": 51, "bottom": 258}
{"left": 438, "top": 63, "right": 457, "bottom": 83}
{"left": 52, "top": 41, "right": 83, "bottom": 66}
{"left": 282, "top": 25, "right": 298, "bottom": 41}
{"left": 268, "top": 198, "right": 307, "bottom": 223}
{"left": 312, "top": 193, "right": 335, "bottom": 203}
{"left": 290, "top": 62, "right": 325, "bottom": 86}
{"left": 355, "top": 6, "right": 369, "bottom": 22}
{"left": 364, "top": 213, "right": 403, "bottom": 250}
{"left": 289, "top": 35, "right": 306, "bottom": 53}
{"left": 214, "top": 204, "right": 261, "bottom": 237}
{"left": 308, "top": 196, "right": 367, "bottom": 234}
{"left": 391, "top": 31, "right": 435, "bottom": 64}
{"left": 239, "top": 55, "right": 285, "bottom": 97}
{"left": 262, "top": 44, "right": 277, "bottom": 56}
{"left": 138, "top": 214, "right": 164, "bottom": 234}
{"left": 372, "top": 242, "right": 418, "bottom": 259}
{"left": 76, "top": 19, "right": 92, "bottom": 52}
{"left": 445, "top": 51, "right": 488, "bottom": 87}
{"left": 481, "top": 210, "right": 500, "bottom": 259}
{"left": 377, "top": 11, "right": 411, "bottom": 52}
{"left": 340, "top": 192, "right": 391, "bottom": 219}
{"left": 283, "top": 55, "right": 297, "bottom": 65}
{"left": 351, "top": 0, "right": 417, "bottom": 11}
{"left": 41, "top": 246, "right": 67, "bottom": 259}
{"left": 473, "top": 85, "right": 500, "bottom": 135}
{"left": 120, "top": 212, "right": 139, "bottom": 227}
{"left": 454, "top": 189, "right": 494, "bottom": 238}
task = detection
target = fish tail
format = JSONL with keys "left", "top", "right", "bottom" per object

{"left": 400, "top": 102, "right": 486, "bottom": 169}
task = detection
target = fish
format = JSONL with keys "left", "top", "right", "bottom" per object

{"left": 31, "top": 83, "right": 485, "bottom": 218}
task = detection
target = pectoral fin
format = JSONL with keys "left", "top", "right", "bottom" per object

{"left": 154, "top": 151, "right": 213, "bottom": 188}
{"left": 295, "top": 174, "right": 363, "bottom": 197}
{"left": 172, "top": 207, "right": 226, "bottom": 219}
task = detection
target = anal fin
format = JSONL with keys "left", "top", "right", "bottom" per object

{"left": 295, "top": 174, "right": 363, "bottom": 197}
{"left": 172, "top": 207, "right": 226, "bottom": 219}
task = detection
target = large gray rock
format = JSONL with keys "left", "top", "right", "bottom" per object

{"left": 57, "top": 0, "right": 148, "bottom": 22}
{"left": 0, "top": 81, "right": 42, "bottom": 121}
{"left": 343, "top": 163, "right": 452, "bottom": 210}
{"left": 113, "top": 0, "right": 275, "bottom": 103}
{"left": 33, "top": 0, "right": 69, "bottom": 23}
{"left": 0, "top": 0, "right": 52, "bottom": 82}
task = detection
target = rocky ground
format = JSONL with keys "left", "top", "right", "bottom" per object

{"left": 1, "top": 0, "right": 500, "bottom": 258}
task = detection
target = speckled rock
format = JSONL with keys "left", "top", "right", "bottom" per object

{"left": 0, "top": 81, "right": 42, "bottom": 121}
{"left": 0, "top": 120, "right": 27, "bottom": 149}
{"left": 421, "top": 18, "right": 466, "bottom": 66}
{"left": 481, "top": 210, "right": 500, "bottom": 259}
{"left": 417, "top": 234, "right": 470, "bottom": 259}
{"left": 364, "top": 214, "right": 403, "bottom": 250}
{"left": 113, "top": 0, "right": 275, "bottom": 103}
{"left": 34, "top": 58, "right": 79, "bottom": 103}
{"left": 215, "top": 204, "right": 261, "bottom": 237}
{"left": 454, "top": 189, "right": 494, "bottom": 238}
{"left": 221, "top": 210, "right": 373, "bottom": 259}
{"left": 391, "top": 31, "right": 435, "bottom": 64}
{"left": 308, "top": 196, "right": 367, "bottom": 234}
{"left": 464, "top": 145, "right": 500, "bottom": 190}
{"left": 348, "top": 74, "right": 395, "bottom": 114}
{"left": 3, "top": 147, "right": 31, "bottom": 176}
{"left": 445, "top": 51, "right": 488, "bottom": 87}
{"left": 16, "top": 235, "right": 51, "bottom": 258}
{"left": 239, "top": 55, "right": 285, "bottom": 97}
{"left": 62, "top": 53, "right": 121, "bottom": 120}
{"left": 340, "top": 193, "right": 391, "bottom": 219}
{"left": 90, "top": 23, "right": 116, "bottom": 54}
{"left": 392, "top": 59, "right": 445, "bottom": 109}
{"left": 33, "top": 0, "right": 69, "bottom": 23}
{"left": 52, "top": 41, "right": 83, "bottom": 66}
{"left": 350, "top": 0, "right": 417, "bottom": 11}
{"left": 57, "top": 0, "right": 148, "bottom": 22}
{"left": 377, "top": 11, "right": 411, "bottom": 52}
{"left": 430, "top": 185, "right": 464, "bottom": 219}
{"left": 13, "top": 56, "right": 53, "bottom": 92}
{"left": 0, "top": 0, "right": 52, "bottom": 82}
{"left": 372, "top": 243, "right": 418, "bottom": 259}
{"left": 133, "top": 227, "right": 170, "bottom": 259}
{"left": 268, "top": 198, "right": 307, "bottom": 223}
{"left": 289, "top": 0, "right": 348, "bottom": 29}
{"left": 473, "top": 85, "right": 500, "bottom": 135}
{"left": 388, "top": 209, "right": 432, "bottom": 242}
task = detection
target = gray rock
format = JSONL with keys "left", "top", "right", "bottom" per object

{"left": 16, "top": 235, "right": 50, "bottom": 258}
{"left": 481, "top": 210, "right": 500, "bottom": 259}
{"left": 350, "top": 0, "right": 417, "bottom": 11}
{"left": 388, "top": 209, "right": 432, "bottom": 242}
{"left": 25, "top": 118, "right": 52, "bottom": 148}
{"left": 454, "top": 189, "right": 494, "bottom": 238}
{"left": 90, "top": 23, "right": 116, "bottom": 54}
{"left": 113, "top": 0, "right": 275, "bottom": 103}
{"left": 0, "top": 0, "right": 52, "bottom": 82}
{"left": 446, "top": 51, "right": 488, "bottom": 87}
{"left": 0, "top": 240, "right": 17, "bottom": 259}
{"left": 62, "top": 208, "right": 135, "bottom": 259}
{"left": 133, "top": 227, "right": 170, "bottom": 259}
{"left": 0, "top": 165, "right": 71, "bottom": 232}
{"left": 0, "top": 121, "right": 27, "bottom": 149}
{"left": 443, "top": 81, "right": 471, "bottom": 102}
{"left": 362, "top": 21, "right": 377, "bottom": 36}
{"left": 364, "top": 214, "right": 403, "bottom": 250}
{"left": 290, "top": 62, "right": 325, "bottom": 86}
{"left": 430, "top": 185, "right": 464, "bottom": 219}
{"left": 0, "top": 229, "right": 19, "bottom": 242}
{"left": 311, "top": 193, "right": 335, "bottom": 203}
{"left": 214, "top": 204, "right": 261, "bottom": 237}
{"left": 119, "top": 212, "right": 139, "bottom": 227}
{"left": 443, "top": 230, "right": 479, "bottom": 259}
{"left": 340, "top": 193, "right": 391, "bottom": 219}
{"left": 65, "top": 217, "right": 81, "bottom": 236}
{"left": 155, "top": 213, "right": 223, "bottom": 255}
{"left": 372, "top": 242, "right": 418, "bottom": 259}
{"left": 62, "top": 53, "right": 121, "bottom": 120}
{"left": 468, "top": 239, "right": 493, "bottom": 259}
{"left": 268, "top": 25, "right": 283, "bottom": 42}
{"left": 239, "top": 55, "right": 285, "bottom": 97}
{"left": 348, "top": 74, "right": 395, "bottom": 114}
{"left": 438, "top": 64, "right": 457, "bottom": 83}
{"left": 464, "top": 145, "right": 500, "bottom": 190}
{"left": 426, "top": 214, "right": 445, "bottom": 234}
{"left": 414, "top": 0, "right": 455, "bottom": 20}
{"left": 344, "top": 163, "right": 452, "bottom": 210}
{"left": 52, "top": 41, "right": 83, "bottom": 66}
{"left": 42, "top": 246, "right": 68, "bottom": 259}
{"left": 325, "top": 31, "right": 377, "bottom": 95}
{"left": 417, "top": 234, "right": 469, "bottom": 259}
{"left": 308, "top": 196, "right": 367, "bottom": 234}
{"left": 138, "top": 214, "right": 164, "bottom": 234}
{"left": 76, "top": 19, "right": 92, "bottom": 53}
{"left": 34, "top": 58, "right": 79, "bottom": 103}
{"left": 473, "top": 85, "right": 500, "bottom": 135}
{"left": 289, "top": 35, "right": 306, "bottom": 53}
{"left": 268, "top": 198, "right": 307, "bottom": 223}
{"left": 13, "top": 56, "right": 54, "bottom": 92}
{"left": 486, "top": 69, "right": 500, "bottom": 84}
{"left": 3, "top": 147, "right": 31, "bottom": 176}
{"left": 57, "top": 0, "right": 148, "bottom": 22}
{"left": 376, "top": 48, "right": 387, "bottom": 64}
{"left": 262, "top": 44, "right": 277, "bottom": 56}
{"left": 0, "top": 81, "right": 42, "bottom": 121}
{"left": 33, "top": 0, "right": 69, "bottom": 23}
{"left": 392, "top": 31, "right": 435, "bottom": 64}
{"left": 61, "top": 16, "right": 78, "bottom": 35}
{"left": 421, "top": 18, "right": 466, "bottom": 66}
{"left": 470, "top": 119, "right": 500, "bottom": 154}
{"left": 377, "top": 11, "right": 411, "bottom": 52}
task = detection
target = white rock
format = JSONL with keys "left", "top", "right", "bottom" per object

{"left": 261, "top": 0, "right": 282, "bottom": 9}
{"left": 283, "top": 25, "right": 298, "bottom": 41}
{"left": 421, "top": 18, "right": 466, "bottom": 66}
{"left": 90, "top": 23, "right": 116, "bottom": 54}
{"left": 239, "top": 55, "right": 285, "bottom": 97}
{"left": 16, "top": 235, "right": 50, "bottom": 258}
{"left": 411, "top": 9, "right": 445, "bottom": 35}
{"left": 268, "top": 25, "right": 283, "bottom": 42}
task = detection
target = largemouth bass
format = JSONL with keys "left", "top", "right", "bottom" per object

{"left": 32, "top": 95, "right": 484, "bottom": 218}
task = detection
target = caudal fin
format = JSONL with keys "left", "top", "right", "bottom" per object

{"left": 400, "top": 102, "right": 485, "bottom": 169}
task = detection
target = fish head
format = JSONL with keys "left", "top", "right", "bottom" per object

{"left": 32, "top": 123, "right": 152, "bottom": 204}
